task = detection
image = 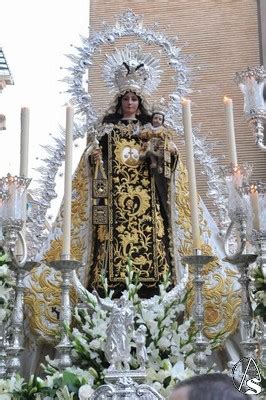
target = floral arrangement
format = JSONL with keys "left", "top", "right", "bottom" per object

{"left": 0, "top": 370, "right": 92, "bottom": 399}
{"left": 0, "top": 267, "right": 222, "bottom": 399}
{"left": 30, "top": 269, "right": 220, "bottom": 399}
{"left": 250, "top": 263, "right": 266, "bottom": 322}
{"left": 67, "top": 280, "right": 198, "bottom": 397}
{"left": 0, "top": 247, "right": 15, "bottom": 325}
{"left": 250, "top": 262, "right": 266, "bottom": 391}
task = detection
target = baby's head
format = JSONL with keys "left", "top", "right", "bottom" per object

{"left": 137, "top": 325, "right": 147, "bottom": 334}
{"left": 151, "top": 112, "right": 164, "bottom": 128}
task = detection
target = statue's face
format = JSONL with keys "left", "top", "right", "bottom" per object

{"left": 118, "top": 295, "right": 127, "bottom": 306}
{"left": 152, "top": 113, "right": 164, "bottom": 127}
{"left": 138, "top": 326, "right": 146, "bottom": 334}
{"left": 121, "top": 92, "right": 139, "bottom": 118}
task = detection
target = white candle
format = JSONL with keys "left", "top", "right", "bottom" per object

{"left": 17, "top": 107, "right": 30, "bottom": 258}
{"left": 182, "top": 98, "right": 201, "bottom": 250}
{"left": 62, "top": 105, "right": 74, "bottom": 257}
{"left": 250, "top": 186, "right": 260, "bottom": 231}
{"left": 20, "top": 107, "right": 30, "bottom": 177}
{"left": 224, "top": 96, "right": 238, "bottom": 166}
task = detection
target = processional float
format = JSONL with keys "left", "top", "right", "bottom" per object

{"left": 0, "top": 10, "right": 265, "bottom": 399}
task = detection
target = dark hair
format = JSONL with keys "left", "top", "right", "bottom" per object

{"left": 102, "top": 91, "right": 151, "bottom": 125}
{"left": 151, "top": 112, "right": 165, "bottom": 124}
{"left": 172, "top": 373, "right": 252, "bottom": 400}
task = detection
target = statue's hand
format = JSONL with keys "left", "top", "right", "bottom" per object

{"left": 91, "top": 148, "right": 102, "bottom": 164}
{"left": 168, "top": 141, "right": 178, "bottom": 155}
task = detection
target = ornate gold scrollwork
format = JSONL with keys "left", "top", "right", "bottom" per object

{"left": 24, "top": 264, "right": 78, "bottom": 342}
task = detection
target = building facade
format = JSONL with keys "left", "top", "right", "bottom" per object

{"left": 87, "top": 0, "right": 266, "bottom": 212}
{"left": 0, "top": 48, "right": 13, "bottom": 130}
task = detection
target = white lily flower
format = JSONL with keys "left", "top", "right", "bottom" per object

{"left": 158, "top": 336, "right": 171, "bottom": 350}
{"left": 0, "top": 265, "right": 9, "bottom": 278}
{"left": 89, "top": 338, "right": 102, "bottom": 350}
{"left": 10, "top": 375, "right": 25, "bottom": 392}
{"left": 171, "top": 360, "right": 185, "bottom": 379}
{"left": 0, "top": 284, "right": 12, "bottom": 303}
{"left": 157, "top": 369, "right": 171, "bottom": 382}
{"left": 0, "top": 395, "right": 12, "bottom": 400}
{"left": 146, "top": 367, "right": 158, "bottom": 381}
{"left": 79, "top": 384, "right": 94, "bottom": 400}
{"left": 0, "top": 309, "right": 6, "bottom": 322}
{"left": 0, "top": 379, "right": 10, "bottom": 393}
{"left": 161, "top": 359, "right": 172, "bottom": 371}
{"left": 185, "top": 353, "right": 196, "bottom": 370}
{"left": 181, "top": 343, "right": 193, "bottom": 353}
{"left": 255, "top": 290, "right": 266, "bottom": 306}
{"left": 152, "top": 381, "right": 162, "bottom": 393}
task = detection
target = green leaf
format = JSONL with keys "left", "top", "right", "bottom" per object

{"left": 63, "top": 370, "right": 80, "bottom": 387}
{"left": 163, "top": 375, "right": 172, "bottom": 388}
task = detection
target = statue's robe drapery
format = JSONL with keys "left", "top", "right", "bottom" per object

{"left": 88, "top": 120, "right": 178, "bottom": 296}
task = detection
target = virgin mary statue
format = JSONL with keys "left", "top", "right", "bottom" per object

{"left": 42, "top": 46, "right": 180, "bottom": 298}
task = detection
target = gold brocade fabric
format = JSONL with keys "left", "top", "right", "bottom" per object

{"left": 88, "top": 121, "right": 171, "bottom": 293}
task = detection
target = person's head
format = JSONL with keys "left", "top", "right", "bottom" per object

{"left": 118, "top": 294, "right": 127, "bottom": 307}
{"left": 117, "top": 91, "right": 150, "bottom": 122}
{"left": 151, "top": 112, "right": 164, "bottom": 127}
{"left": 120, "top": 91, "right": 140, "bottom": 119}
{"left": 169, "top": 373, "right": 252, "bottom": 400}
{"left": 103, "top": 91, "right": 151, "bottom": 124}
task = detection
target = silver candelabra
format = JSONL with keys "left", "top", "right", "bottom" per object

{"left": 0, "top": 174, "right": 38, "bottom": 377}
{"left": 235, "top": 65, "right": 266, "bottom": 151}
{"left": 182, "top": 249, "right": 215, "bottom": 374}
{"left": 49, "top": 256, "right": 81, "bottom": 371}
{"left": 223, "top": 166, "right": 266, "bottom": 370}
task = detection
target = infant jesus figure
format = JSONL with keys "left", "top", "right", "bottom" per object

{"left": 140, "top": 112, "right": 175, "bottom": 178}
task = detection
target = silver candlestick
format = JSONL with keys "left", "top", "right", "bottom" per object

{"left": 182, "top": 250, "right": 215, "bottom": 374}
{"left": 6, "top": 265, "right": 25, "bottom": 376}
{"left": 225, "top": 254, "right": 258, "bottom": 359}
{"left": 0, "top": 321, "right": 7, "bottom": 378}
{"left": 0, "top": 174, "right": 39, "bottom": 376}
{"left": 241, "top": 181, "right": 266, "bottom": 366}
{"left": 224, "top": 208, "right": 247, "bottom": 261}
{"left": 253, "top": 230, "right": 266, "bottom": 282}
{"left": 6, "top": 261, "right": 38, "bottom": 376}
{"left": 222, "top": 164, "right": 253, "bottom": 261}
{"left": 0, "top": 174, "right": 33, "bottom": 376}
{"left": 49, "top": 257, "right": 81, "bottom": 370}
{"left": 0, "top": 184, "right": 9, "bottom": 378}
{"left": 223, "top": 180, "right": 258, "bottom": 358}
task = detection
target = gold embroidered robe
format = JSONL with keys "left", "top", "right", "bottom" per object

{"left": 88, "top": 120, "right": 176, "bottom": 296}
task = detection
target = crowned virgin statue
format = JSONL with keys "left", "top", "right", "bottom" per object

{"left": 41, "top": 46, "right": 181, "bottom": 298}
{"left": 86, "top": 49, "right": 179, "bottom": 297}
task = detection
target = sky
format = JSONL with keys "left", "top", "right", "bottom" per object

{"left": 0, "top": 0, "right": 89, "bottom": 219}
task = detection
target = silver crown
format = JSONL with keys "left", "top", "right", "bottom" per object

{"left": 151, "top": 97, "right": 168, "bottom": 116}
{"left": 102, "top": 45, "right": 162, "bottom": 97}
